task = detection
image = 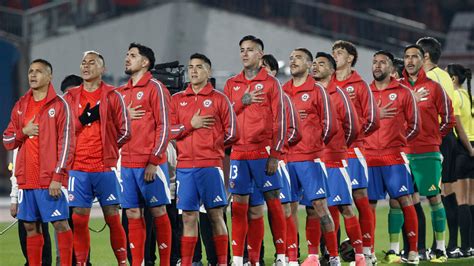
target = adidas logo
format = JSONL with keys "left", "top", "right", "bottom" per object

{"left": 307, "top": 240, "right": 312, "bottom": 245}
{"left": 51, "top": 209, "right": 62, "bottom": 217}
{"left": 213, "top": 195, "right": 223, "bottom": 203}
{"left": 316, "top": 188, "right": 325, "bottom": 195}
{"left": 362, "top": 233, "right": 371, "bottom": 239}
{"left": 428, "top": 184, "right": 437, "bottom": 191}
{"left": 263, "top": 181, "right": 273, "bottom": 188}
{"left": 288, "top": 243, "right": 298, "bottom": 249}
{"left": 351, "top": 179, "right": 359, "bottom": 185}
{"left": 106, "top": 194, "right": 117, "bottom": 201}
{"left": 150, "top": 196, "right": 158, "bottom": 203}
{"left": 333, "top": 195, "right": 342, "bottom": 202}
{"left": 352, "top": 240, "right": 362, "bottom": 245}
{"left": 407, "top": 231, "right": 416, "bottom": 237}
{"left": 398, "top": 186, "right": 408, "bottom": 192}
{"left": 279, "top": 193, "right": 285, "bottom": 199}
{"left": 159, "top": 243, "right": 168, "bottom": 250}
{"left": 275, "top": 238, "right": 284, "bottom": 244}
{"left": 232, "top": 240, "right": 237, "bottom": 246}
{"left": 130, "top": 243, "right": 135, "bottom": 249}
{"left": 247, "top": 245, "right": 252, "bottom": 250}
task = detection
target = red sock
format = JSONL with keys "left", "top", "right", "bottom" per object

{"left": 128, "top": 218, "right": 146, "bottom": 266}
{"left": 154, "top": 214, "right": 172, "bottom": 266}
{"left": 72, "top": 213, "right": 90, "bottom": 263}
{"left": 286, "top": 214, "right": 298, "bottom": 262}
{"left": 213, "top": 234, "right": 229, "bottom": 265}
{"left": 231, "top": 202, "right": 248, "bottom": 257}
{"left": 27, "top": 234, "right": 44, "bottom": 266}
{"left": 344, "top": 216, "right": 363, "bottom": 254}
{"left": 181, "top": 236, "right": 198, "bottom": 266}
{"left": 354, "top": 197, "right": 374, "bottom": 251}
{"left": 328, "top": 206, "right": 340, "bottom": 233}
{"left": 57, "top": 230, "right": 73, "bottom": 266}
{"left": 248, "top": 217, "right": 264, "bottom": 264}
{"left": 266, "top": 198, "right": 286, "bottom": 254}
{"left": 105, "top": 214, "right": 127, "bottom": 265}
{"left": 402, "top": 205, "right": 418, "bottom": 252}
{"left": 323, "top": 230, "right": 338, "bottom": 257}
{"left": 306, "top": 216, "right": 321, "bottom": 255}
{"left": 370, "top": 206, "right": 376, "bottom": 252}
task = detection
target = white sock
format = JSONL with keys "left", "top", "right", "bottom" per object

{"left": 276, "top": 254, "right": 286, "bottom": 262}
{"left": 363, "top": 247, "right": 372, "bottom": 256}
{"left": 436, "top": 240, "right": 446, "bottom": 252}
{"left": 390, "top": 242, "right": 400, "bottom": 253}
{"left": 233, "top": 256, "right": 243, "bottom": 265}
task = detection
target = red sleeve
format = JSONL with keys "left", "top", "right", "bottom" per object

{"left": 337, "top": 88, "right": 360, "bottom": 146}
{"left": 224, "top": 79, "right": 246, "bottom": 115}
{"left": 402, "top": 86, "right": 421, "bottom": 141}
{"left": 2, "top": 101, "right": 28, "bottom": 150}
{"left": 433, "top": 83, "right": 456, "bottom": 136}
{"left": 169, "top": 94, "right": 194, "bottom": 140}
{"left": 269, "top": 77, "right": 286, "bottom": 158}
{"left": 53, "top": 96, "right": 75, "bottom": 183}
{"left": 217, "top": 91, "right": 239, "bottom": 146}
{"left": 284, "top": 94, "right": 301, "bottom": 144}
{"left": 316, "top": 84, "right": 336, "bottom": 145}
{"left": 148, "top": 80, "right": 171, "bottom": 166}
{"left": 111, "top": 91, "right": 131, "bottom": 148}
{"left": 358, "top": 82, "right": 380, "bottom": 136}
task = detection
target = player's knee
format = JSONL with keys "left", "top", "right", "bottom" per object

{"left": 248, "top": 205, "right": 264, "bottom": 219}
{"left": 263, "top": 189, "right": 280, "bottom": 200}
{"left": 150, "top": 205, "right": 167, "bottom": 217}
{"left": 352, "top": 188, "right": 367, "bottom": 199}
{"left": 282, "top": 203, "right": 291, "bottom": 217}
{"left": 389, "top": 198, "right": 400, "bottom": 208}
{"left": 73, "top": 207, "right": 91, "bottom": 216}
{"left": 126, "top": 208, "right": 141, "bottom": 219}
{"left": 52, "top": 220, "right": 70, "bottom": 232}
{"left": 427, "top": 194, "right": 441, "bottom": 205}
{"left": 397, "top": 195, "right": 413, "bottom": 207}
{"left": 182, "top": 211, "right": 198, "bottom": 226}
{"left": 339, "top": 205, "right": 355, "bottom": 218}
{"left": 232, "top": 194, "right": 249, "bottom": 204}
{"left": 102, "top": 204, "right": 119, "bottom": 217}
{"left": 305, "top": 206, "right": 318, "bottom": 218}
{"left": 23, "top": 222, "right": 40, "bottom": 234}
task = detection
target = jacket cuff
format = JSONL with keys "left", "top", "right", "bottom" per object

{"left": 182, "top": 120, "right": 195, "bottom": 135}
{"left": 52, "top": 172, "right": 64, "bottom": 183}
{"left": 10, "top": 196, "right": 18, "bottom": 204}
{"left": 270, "top": 149, "right": 282, "bottom": 158}
{"left": 148, "top": 154, "right": 162, "bottom": 166}
{"left": 15, "top": 128, "right": 27, "bottom": 142}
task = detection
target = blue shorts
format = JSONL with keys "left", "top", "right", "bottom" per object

{"left": 18, "top": 189, "right": 69, "bottom": 222}
{"left": 326, "top": 163, "right": 353, "bottom": 206}
{"left": 288, "top": 159, "right": 329, "bottom": 207}
{"left": 229, "top": 159, "right": 282, "bottom": 195}
{"left": 176, "top": 167, "right": 227, "bottom": 211}
{"left": 68, "top": 170, "right": 122, "bottom": 208}
{"left": 367, "top": 163, "right": 414, "bottom": 201}
{"left": 121, "top": 164, "right": 171, "bottom": 208}
{"left": 250, "top": 160, "right": 292, "bottom": 206}
{"left": 347, "top": 148, "right": 368, "bottom": 190}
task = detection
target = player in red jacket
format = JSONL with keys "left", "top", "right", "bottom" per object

{"left": 282, "top": 48, "right": 340, "bottom": 265}
{"left": 366, "top": 50, "right": 421, "bottom": 265}
{"left": 3, "top": 59, "right": 75, "bottom": 266}
{"left": 170, "top": 53, "right": 238, "bottom": 265}
{"left": 118, "top": 43, "right": 172, "bottom": 266}
{"left": 63, "top": 51, "right": 130, "bottom": 265}
{"left": 223, "top": 35, "right": 288, "bottom": 265}
{"left": 331, "top": 41, "right": 380, "bottom": 262}
{"left": 312, "top": 51, "right": 366, "bottom": 266}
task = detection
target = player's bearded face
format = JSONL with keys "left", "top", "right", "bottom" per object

{"left": 289, "top": 50, "right": 309, "bottom": 76}
{"left": 312, "top": 57, "right": 333, "bottom": 80}
{"left": 28, "top": 62, "right": 51, "bottom": 90}
{"left": 188, "top": 58, "right": 210, "bottom": 86}
{"left": 80, "top": 53, "right": 104, "bottom": 82}
{"left": 404, "top": 48, "right": 423, "bottom": 76}
{"left": 372, "top": 54, "right": 391, "bottom": 81}
{"left": 240, "top": 41, "right": 262, "bottom": 69}
{"left": 125, "top": 47, "right": 145, "bottom": 75}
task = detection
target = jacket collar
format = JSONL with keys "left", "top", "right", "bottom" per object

{"left": 25, "top": 83, "right": 57, "bottom": 105}
{"left": 284, "top": 75, "right": 317, "bottom": 94}
{"left": 183, "top": 82, "right": 214, "bottom": 96}
{"left": 369, "top": 77, "right": 400, "bottom": 92}
{"left": 330, "top": 70, "right": 363, "bottom": 87}
{"left": 234, "top": 68, "right": 269, "bottom": 83}
{"left": 67, "top": 81, "right": 114, "bottom": 97}
{"left": 124, "top": 71, "right": 153, "bottom": 89}
{"left": 402, "top": 67, "right": 428, "bottom": 87}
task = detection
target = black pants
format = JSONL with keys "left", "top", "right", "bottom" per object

{"left": 18, "top": 220, "right": 52, "bottom": 266}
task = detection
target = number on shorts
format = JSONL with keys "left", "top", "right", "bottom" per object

{"left": 230, "top": 165, "right": 238, "bottom": 179}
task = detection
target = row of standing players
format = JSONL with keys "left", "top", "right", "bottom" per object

{"left": 3, "top": 35, "right": 474, "bottom": 266}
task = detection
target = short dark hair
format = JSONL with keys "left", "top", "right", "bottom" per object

{"left": 190, "top": 53, "right": 212, "bottom": 68}
{"left": 239, "top": 35, "right": 264, "bottom": 51}
{"left": 262, "top": 54, "right": 279, "bottom": 75}
{"left": 416, "top": 37, "right": 441, "bottom": 64}
{"left": 294, "top": 48, "right": 313, "bottom": 62}
{"left": 129, "top": 43, "right": 155, "bottom": 71}
{"left": 404, "top": 44, "right": 425, "bottom": 58}
{"left": 60, "top": 74, "right": 83, "bottom": 93}
{"left": 315, "top": 52, "right": 336, "bottom": 70}
{"left": 373, "top": 50, "right": 394, "bottom": 63}
{"left": 31, "top": 58, "right": 53, "bottom": 74}
{"left": 393, "top": 57, "right": 404, "bottom": 77}
{"left": 332, "top": 40, "right": 358, "bottom": 66}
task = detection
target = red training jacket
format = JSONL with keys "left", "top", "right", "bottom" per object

{"left": 330, "top": 71, "right": 380, "bottom": 149}
{"left": 364, "top": 78, "right": 420, "bottom": 166}
{"left": 400, "top": 68, "right": 455, "bottom": 154}
{"left": 281, "top": 93, "right": 301, "bottom": 160}
{"left": 323, "top": 82, "right": 360, "bottom": 163}
{"left": 283, "top": 75, "right": 336, "bottom": 162}
{"left": 64, "top": 81, "right": 131, "bottom": 169}
{"left": 223, "top": 68, "right": 286, "bottom": 159}
{"left": 3, "top": 84, "right": 75, "bottom": 187}
{"left": 170, "top": 82, "right": 238, "bottom": 168}
{"left": 118, "top": 72, "right": 171, "bottom": 167}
